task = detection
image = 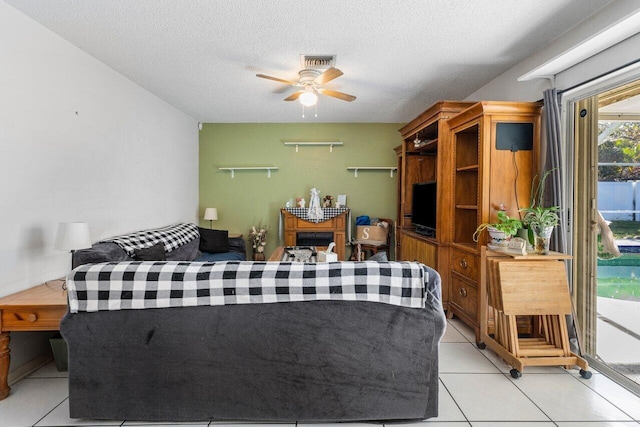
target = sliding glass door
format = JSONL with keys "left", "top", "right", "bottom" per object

{"left": 569, "top": 78, "right": 640, "bottom": 395}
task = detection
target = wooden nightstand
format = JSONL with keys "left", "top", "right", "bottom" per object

{"left": 0, "top": 280, "right": 67, "bottom": 400}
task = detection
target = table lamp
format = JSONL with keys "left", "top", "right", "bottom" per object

{"left": 54, "top": 222, "right": 92, "bottom": 269}
{"left": 204, "top": 208, "right": 218, "bottom": 229}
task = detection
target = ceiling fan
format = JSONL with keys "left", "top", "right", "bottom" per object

{"left": 256, "top": 67, "right": 356, "bottom": 106}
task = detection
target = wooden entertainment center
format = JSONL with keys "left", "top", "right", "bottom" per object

{"left": 395, "top": 100, "right": 541, "bottom": 343}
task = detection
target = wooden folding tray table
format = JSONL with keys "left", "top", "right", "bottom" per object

{"left": 480, "top": 247, "right": 591, "bottom": 378}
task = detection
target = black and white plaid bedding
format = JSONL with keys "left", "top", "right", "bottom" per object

{"left": 66, "top": 261, "right": 427, "bottom": 313}
{"left": 99, "top": 223, "right": 199, "bottom": 256}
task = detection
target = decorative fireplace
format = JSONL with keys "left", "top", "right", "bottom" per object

{"left": 296, "top": 232, "right": 333, "bottom": 247}
{"left": 281, "top": 208, "right": 349, "bottom": 260}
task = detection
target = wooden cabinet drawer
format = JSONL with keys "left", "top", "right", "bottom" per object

{"left": 450, "top": 275, "right": 478, "bottom": 318}
{"left": 451, "top": 249, "right": 478, "bottom": 280}
{"left": 1, "top": 307, "right": 66, "bottom": 331}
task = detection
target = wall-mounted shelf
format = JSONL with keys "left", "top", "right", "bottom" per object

{"left": 219, "top": 167, "right": 278, "bottom": 178}
{"left": 284, "top": 141, "right": 343, "bottom": 152}
{"left": 347, "top": 167, "right": 397, "bottom": 178}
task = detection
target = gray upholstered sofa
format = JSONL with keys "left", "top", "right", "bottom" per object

{"left": 61, "top": 237, "right": 446, "bottom": 422}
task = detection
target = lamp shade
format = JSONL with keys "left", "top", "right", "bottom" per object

{"left": 203, "top": 208, "right": 218, "bottom": 221}
{"left": 299, "top": 91, "right": 318, "bottom": 107}
{"left": 54, "top": 222, "right": 92, "bottom": 251}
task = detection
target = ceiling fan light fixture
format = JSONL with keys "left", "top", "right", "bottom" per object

{"left": 299, "top": 90, "right": 318, "bottom": 107}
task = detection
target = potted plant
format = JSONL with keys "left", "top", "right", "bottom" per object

{"left": 473, "top": 211, "right": 522, "bottom": 247}
{"left": 520, "top": 169, "right": 560, "bottom": 255}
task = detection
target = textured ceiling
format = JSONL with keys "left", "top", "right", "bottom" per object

{"left": 5, "top": 0, "right": 612, "bottom": 123}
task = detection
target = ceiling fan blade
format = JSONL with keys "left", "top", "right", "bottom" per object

{"left": 256, "top": 74, "right": 299, "bottom": 86}
{"left": 284, "top": 90, "right": 304, "bottom": 101}
{"left": 314, "top": 67, "right": 343, "bottom": 85}
{"left": 319, "top": 88, "right": 356, "bottom": 102}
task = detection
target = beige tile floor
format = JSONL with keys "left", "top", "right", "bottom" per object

{"left": 1, "top": 319, "right": 639, "bottom": 427}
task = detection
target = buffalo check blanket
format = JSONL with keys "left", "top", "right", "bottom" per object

{"left": 99, "top": 223, "right": 199, "bottom": 256}
{"left": 66, "top": 261, "right": 428, "bottom": 313}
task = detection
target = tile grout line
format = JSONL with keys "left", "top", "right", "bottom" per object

{"left": 570, "top": 371, "right": 640, "bottom": 422}
{"left": 437, "top": 376, "right": 471, "bottom": 425}
{"left": 496, "top": 373, "right": 559, "bottom": 424}
{"left": 443, "top": 320, "right": 559, "bottom": 424}
{"left": 31, "top": 396, "right": 68, "bottom": 427}
{"left": 445, "top": 319, "right": 474, "bottom": 343}
{"left": 445, "top": 319, "right": 640, "bottom": 423}
{"left": 451, "top": 319, "right": 640, "bottom": 423}
{"left": 441, "top": 371, "right": 557, "bottom": 424}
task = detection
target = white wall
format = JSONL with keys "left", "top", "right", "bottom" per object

{"left": 466, "top": 0, "right": 640, "bottom": 101}
{"left": 0, "top": 2, "right": 199, "bottom": 374}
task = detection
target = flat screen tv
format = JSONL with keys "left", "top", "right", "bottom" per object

{"left": 412, "top": 181, "right": 437, "bottom": 237}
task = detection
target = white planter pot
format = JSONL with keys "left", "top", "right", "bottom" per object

{"left": 488, "top": 227, "right": 511, "bottom": 247}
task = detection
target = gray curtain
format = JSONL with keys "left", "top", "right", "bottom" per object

{"left": 543, "top": 88, "right": 582, "bottom": 353}
{"left": 542, "top": 88, "right": 566, "bottom": 254}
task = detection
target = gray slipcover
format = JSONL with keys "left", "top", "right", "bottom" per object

{"left": 60, "top": 266, "right": 445, "bottom": 422}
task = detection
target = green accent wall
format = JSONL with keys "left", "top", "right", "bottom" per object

{"left": 199, "top": 123, "right": 403, "bottom": 259}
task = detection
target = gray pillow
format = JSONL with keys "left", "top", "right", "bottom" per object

{"left": 133, "top": 243, "right": 167, "bottom": 261}
{"left": 72, "top": 242, "right": 131, "bottom": 268}
{"left": 367, "top": 251, "right": 388, "bottom": 262}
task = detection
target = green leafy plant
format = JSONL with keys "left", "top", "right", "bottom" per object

{"left": 520, "top": 169, "right": 560, "bottom": 229}
{"left": 521, "top": 205, "right": 560, "bottom": 229}
{"left": 473, "top": 211, "right": 522, "bottom": 242}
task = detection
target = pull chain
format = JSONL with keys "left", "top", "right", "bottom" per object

{"left": 301, "top": 104, "right": 318, "bottom": 118}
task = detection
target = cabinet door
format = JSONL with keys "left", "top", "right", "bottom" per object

{"left": 401, "top": 234, "right": 417, "bottom": 261}
{"left": 402, "top": 234, "right": 436, "bottom": 267}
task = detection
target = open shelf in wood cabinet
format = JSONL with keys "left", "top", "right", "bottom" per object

{"left": 456, "top": 164, "right": 479, "bottom": 172}
{"left": 409, "top": 138, "right": 438, "bottom": 152}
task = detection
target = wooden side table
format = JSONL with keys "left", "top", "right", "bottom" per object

{"left": 0, "top": 280, "right": 68, "bottom": 400}
{"left": 269, "top": 246, "right": 286, "bottom": 261}
{"left": 268, "top": 246, "right": 329, "bottom": 261}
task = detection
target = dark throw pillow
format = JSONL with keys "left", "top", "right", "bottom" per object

{"left": 133, "top": 243, "right": 167, "bottom": 261}
{"left": 199, "top": 228, "right": 229, "bottom": 253}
